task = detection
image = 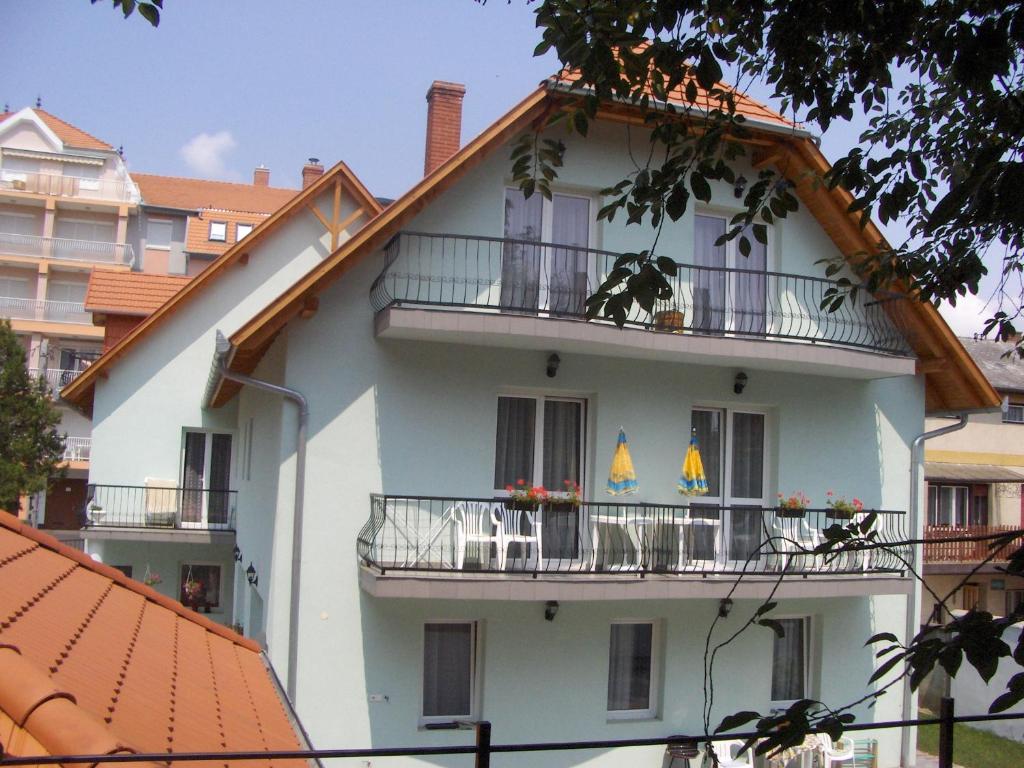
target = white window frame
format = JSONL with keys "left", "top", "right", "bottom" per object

{"left": 927, "top": 484, "right": 970, "bottom": 527}
{"left": 46, "top": 280, "right": 88, "bottom": 304}
{"left": 179, "top": 561, "right": 224, "bottom": 611}
{"left": 770, "top": 615, "right": 812, "bottom": 709}
{"left": 606, "top": 618, "right": 661, "bottom": 721}
{"left": 53, "top": 216, "right": 116, "bottom": 244}
{"left": 180, "top": 428, "right": 235, "bottom": 529}
{"left": 420, "top": 620, "right": 481, "bottom": 727}
{"left": 208, "top": 220, "right": 227, "bottom": 242}
{"left": 1005, "top": 403, "right": 1024, "bottom": 424}
{"left": 0, "top": 210, "right": 43, "bottom": 236}
{"left": 146, "top": 217, "right": 173, "bottom": 250}
{"left": 236, "top": 222, "right": 254, "bottom": 240}
{"left": 0, "top": 276, "right": 31, "bottom": 299}
{"left": 493, "top": 392, "right": 587, "bottom": 493}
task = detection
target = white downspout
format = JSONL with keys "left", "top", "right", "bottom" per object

{"left": 901, "top": 414, "right": 968, "bottom": 767}
{"left": 208, "top": 331, "right": 309, "bottom": 704}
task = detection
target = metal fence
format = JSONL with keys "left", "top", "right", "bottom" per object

{"left": 924, "top": 525, "right": 1024, "bottom": 563}
{"left": 0, "top": 296, "right": 90, "bottom": 324}
{"left": 62, "top": 436, "right": 90, "bottom": 462}
{"left": 370, "top": 231, "right": 912, "bottom": 355}
{"left": 83, "top": 484, "right": 237, "bottom": 531}
{"left": 0, "top": 232, "right": 134, "bottom": 264}
{"left": 358, "top": 495, "right": 910, "bottom": 577}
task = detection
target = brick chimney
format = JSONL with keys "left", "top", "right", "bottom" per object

{"left": 253, "top": 165, "right": 270, "bottom": 186}
{"left": 424, "top": 81, "right": 466, "bottom": 176}
{"left": 302, "top": 158, "right": 324, "bottom": 189}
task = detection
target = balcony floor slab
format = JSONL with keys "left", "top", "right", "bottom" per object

{"left": 79, "top": 527, "right": 236, "bottom": 544}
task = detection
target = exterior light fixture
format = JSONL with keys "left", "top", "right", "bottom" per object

{"left": 665, "top": 737, "right": 699, "bottom": 767}
{"left": 246, "top": 562, "right": 258, "bottom": 587}
{"left": 544, "top": 600, "right": 559, "bottom": 621}
{"left": 719, "top": 598, "right": 733, "bottom": 618}
{"left": 733, "top": 175, "right": 748, "bottom": 198}
{"left": 233, "top": 545, "right": 242, "bottom": 562}
{"left": 546, "top": 353, "right": 561, "bottom": 378}
{"left": 734, "top": 371, "right": 748, "bottom": 395}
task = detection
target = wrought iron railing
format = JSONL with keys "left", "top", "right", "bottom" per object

{"left": 0, "top": 170, "right": 141, "bottom": 203}
{"left": 82, "top": 484, "right": 237, "bottom": 531}
{"left": 61, "top": 436, "right": 91, "bottom": 462}
{"left": 369, "top": 232, "right": 912, "bottom": 355}
{"left": 0, "top": 232, "right": 134, "bottom": 264}
{"left": 924, "top": 525, "right": 1024, "bottom": 563}
{"left": 358, "top": 495, "right": 910, "bottom": 577}
{"left": 0, "top": 296, "right": 90, "bottom": 324}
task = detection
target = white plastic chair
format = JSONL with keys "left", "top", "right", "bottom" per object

{"left": 453, "top": 502, "right": 540, "bottom": 570}
{"left": 494, "top": 503, "right": 541, "bottom": 569}
{"left": 704, "top": 739, "right": 753, "bottom": 768}
{"left": 770, "top": 515, "right": 821, "bottom": 571}
{"left": 817, "top": 734, "right": 855, "bottom": 767}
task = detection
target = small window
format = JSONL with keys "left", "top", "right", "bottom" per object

{"left": 208, "top": 221, "right": 227, "bottom": 242}
{"left": 771, "top": 617, "right": 809, "bottom": 705}
{"left": 961, "top": 584, "right": 982, "bottom": 611}
{"left": 607, "top": 621, "right": 657, "bottom": 719}
{"left": 147, "top": 218, "right": 173, "bottom": 249}
{"left": 180, "top": 564, "right": 222, "bottom": 609}
{"left": 422, "top": 622, "right": 477, "bottom": 723}
{"left": 236, "top": 222, "right": 254, "bottom": 240}
{"left": 112, "top": 565, "right": 133, "bottom": 578}
{"left": 1005, "top": 404, "right": 1024, "bottom": 424}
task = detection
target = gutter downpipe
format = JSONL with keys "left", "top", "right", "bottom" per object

{"left": 209, "top": 331, "right": 308, "bottom": 704}
{"left": 902, "top": 413, "right": 967, "bottom": 768}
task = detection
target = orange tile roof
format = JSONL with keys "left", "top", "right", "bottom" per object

{"left": 134, "top": 173, "right": 297, "bottom": 215}
{"left": 0, "top": 512, "right": 305, "bottom": 765}
{"left": 0, "top": 108, "right": 114, "bottom": 151}
{"left": 186, "top": 210, "right": 272, "bottom": 257}
{"left": 85, "top": 269, "right": 192, "bottom": 317}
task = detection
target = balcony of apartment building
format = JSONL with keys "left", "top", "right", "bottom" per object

{"left": 29, "top": 366, "right": 91, "bottom": 397}
{"left": 0, "top": 167, "right": 140, "bottom": 205}
{"left": 0, "top": 295, "right": 91, "bottom": 325}
{"left": 358, "top": 495, "right": 912, "bottom": 600}
{"left": 75, "top": 483, "right": 237, "bottom": 544}
{"left": 0, "top": 231, "right": 134, "bottom": 266}
{"left": 370, "top": 232, "right": 916, "bottom": 380}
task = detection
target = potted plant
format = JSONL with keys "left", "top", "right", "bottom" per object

{"left": 142, "top": 571, "right": 162, "bottom": 587}
{"left": 825, "top": 491, "right": 864, "bottom": 520}
{"left": 776, "top": 491, "right": 810, "bottom": 518}
{"left": 182, "top": 578, "right": 205, "bottom": 611}
{"left": 505, "top": 479, "right": 549, "bottom": 511}
{"left": 653, "top": 301, "right": 685, "bottom": 332}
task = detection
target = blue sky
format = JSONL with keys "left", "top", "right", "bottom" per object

{"left": 1, "top": 1, "right": 995, "bottom": 333}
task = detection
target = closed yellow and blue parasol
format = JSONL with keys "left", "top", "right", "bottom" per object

{"left": 678, "top": 430, "right": 709, "bottom": 496}
{"left": 606, "top": 427, "right": 639, "bottom": 496}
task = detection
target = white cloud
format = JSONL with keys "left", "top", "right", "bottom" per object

{"left": 937, "top": 292, "right": 993, "bottom": 339}
{"left": 179, "top": 130, "right": 239, "bottom": 179}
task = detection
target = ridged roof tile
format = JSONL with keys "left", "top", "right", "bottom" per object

{"left": 85, "top": 269, "right": 192, "bottom": 317}
{"left": 133, "top": 173, "right": 297, "bottom": 215}
{"left": 0, "top": 109, "right": 114, "bottom": 151}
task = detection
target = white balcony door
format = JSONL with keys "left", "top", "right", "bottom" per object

{"left": 689, "top": 407, "right": 767, "bottom": 567}
{"left": 693, "top": 214, "right": 767, "bottom": 335}
{"left": 181, "top": 430, "right": 232, "bottom": 528}
{"left": 501, "top": 188, "right": 592, "bottom": 315}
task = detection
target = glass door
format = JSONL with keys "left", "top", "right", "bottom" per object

{"left": 181, "top": 431, "right": 232, "bottom": 528}
{"left": 693, "top": 214, "right": 768, "bottom": 336}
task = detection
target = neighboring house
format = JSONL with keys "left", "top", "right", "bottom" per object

{"left": 61, "top": 75, "right": 998, "bottom": 768}
{"left": 0, "top": 510, "right": 308, "bottom": 763}
{"left": 923, "top": 337, "right": 1024, "bottom": 622}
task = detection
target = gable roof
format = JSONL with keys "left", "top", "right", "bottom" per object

{"left": 134, "top": 173, "right": 298, "bottom": 215}
{"left": 61, "top": 160, "right": 382, "bottom": 414}
{"left": 0, "top": 512, "right": 305, "bottom": 765}
{"left": 85, "top": 269, "right": 192, "bottom": 318}
{"left": 960, "top": 337, "right": 1024, "bottom": 394}
{"left": 215, "top": 79, "right": 997, "bottom": 414}
{"left": 0, "top": 108, "right": 114, "bottom": 151}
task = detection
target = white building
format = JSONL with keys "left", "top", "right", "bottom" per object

{"left": 64, "top": 77, "right": 998, "bottom": 766}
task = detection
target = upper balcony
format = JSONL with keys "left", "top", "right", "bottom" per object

{"left": 370, "top": 232, "right": 916, "bottom": 379}
{"left": 1, "top": 296, "right": 90, "bottom": 325}
{"left": 924, "top": 525, "right": 1024, "bottom": 570}
{"left": 0, "top": 170, "right": 140, "bottom": 205}
{"left": 358, "top": 495, "right": 912, "bottom": 600}
{"left": 77, "top": 484, "right": 237, "bottom": 543}
{"left": 0, "top": 232, "right": 134, "bottom": 266}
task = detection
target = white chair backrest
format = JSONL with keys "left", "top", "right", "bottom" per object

{"left": 496, "top": 503, "right": 533, "bottom": 534}
{"left": 460, "top": 501, "right": 498, "bottom": 536}
{"left": 710, "top": 739, "right": 750, "bottom": 765}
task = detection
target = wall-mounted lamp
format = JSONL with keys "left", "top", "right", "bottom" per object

{"left": 232, "top": 545, "right": 242, "bottom": 563}
{"left": 246, "top": 562, "right": 258, "bottom": 587}
{"left": 718, "top": 598, "right": 733, "bottom": 618}
{"left": 665, "top": 737, "right": 699, "bottom": 767}
{"left": 544, "top": 600, "right": 559, "bottom": 621}
{"left": 733, "top": 175, "right": 748, "bottom": 198}
{"left": 734, "top": 371, "right": 748, "bottom": 395}
{"left": 546, "top": 353, "right": 561, "bottom": 378}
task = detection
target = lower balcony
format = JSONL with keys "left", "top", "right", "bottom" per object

{"left": 1, "top": 296, "right": 90, "bottom": 324}
{"left": 358, "top": 495, "right": 913, "bottom": 600}
{"left": 924, "top": 525, "right": 1024, "bottom": 570}
{"left": 79, "top": 484, "right": 237, "bottom": 543}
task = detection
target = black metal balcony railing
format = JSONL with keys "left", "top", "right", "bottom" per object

{"left": 358, "top": 495, "right": 911, "bottom": 577}
{"left": 82, "top": 484, "right": 237, "bottom": 531}
{"left": 369, "top": 232, "right": 912, "bottom": 355}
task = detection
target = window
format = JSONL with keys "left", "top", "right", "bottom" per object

{"left": 494, "top": 394, "right": 585, "bottom": 559}
{"left": 693, "top": 213, "right": 768, "bottom": 334}
{"left": 181, "top": 430, "right": 233, "bottom": 527}
{"left": 180, "top": 564, "right": 222, "bottom": 609}
{"left": 501, "top": 187, "right": 593, "bottom": 315}
{"left": 960, "top": 584, "right": 982, "bottom": 611}
{"left": 236, "top": 222, "right": 254, "bottom": 240}
{"left": 1006, "top": 589, "right": 1024, "bottom": 617}
{"left": 112, "top": 565, "right": 133, "bottom": 578}
{"left": 0, "top": 211, "right": 42, "bottom": 237}
{"left": 689, "top": 407, "right": 766, "bottom": 564}
{"left": 1005, "top": 403, "right": 1024, "bottom": 424}
{"left": 147, "top": 218, "right": 173, "bottom": 249}
{"left": 0, "top": 277, "right": 31, "bottom": 299}
{"left": 47, "top": 281, "right": 87, "bottom": 304}
{"left": 927, "top": 485, "right": 971, "bottom": 527}
{"left": 771, "top": 617, "right": 809, "bottom": 705}
{"left": 422, "top": 622, "right": 477, "bottom": 722}
{"left": 54, "top": 218, "right": 116, "bottom": 243}
{"left": 607, "top": 621, "right": 658, "bottom": 718}
{"left": 208, "top": 221, "right": 227, "bottom": 242}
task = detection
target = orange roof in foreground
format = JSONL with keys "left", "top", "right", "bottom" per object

{"left": 134, "top": 173, "right": 297, "bottom": 215}
{"left": 0, "top": 108, "right": 114, "bottom": 151}
{"left": 0, "top": 512, "right": 305, "bottom": 765}
{"left": 86, "top": 269, "right": 192, "bottom": 317}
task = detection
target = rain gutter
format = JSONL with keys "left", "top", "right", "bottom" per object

{"left": 207, "top": 330, "right": 308, "bottom": 704}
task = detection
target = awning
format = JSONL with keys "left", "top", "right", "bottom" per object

{"left": 1, "top": 148, "right": 105, "bottom": 166}
{"left": 924, "top": 462, "right": 1024, "bottom": 483}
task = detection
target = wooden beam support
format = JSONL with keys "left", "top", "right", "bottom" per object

{"left": 916, "top": 357, "right": 946, "bottom": 375}
{"left": 306, "top": 202, "right": 331, "bottom": 233}
{"left": 336, "top": 207, "right": 365, "bottom": 236}
{"left": 331, "top": 179, "right": 342, "bottom": 251}
{"left": 299, "top": 295, "right": 319, "bottom": 319}
{"left": 237, "top": 252, "right": 250, "bottom": 266}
